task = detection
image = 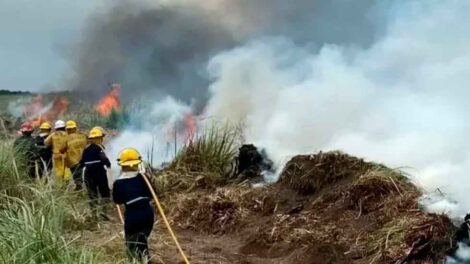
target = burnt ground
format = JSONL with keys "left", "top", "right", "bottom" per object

{"left": 85, "top": 151, "right": 456, "bottom": 264}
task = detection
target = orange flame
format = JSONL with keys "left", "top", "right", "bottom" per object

{"left": 23, "top": 95, "right": 44, "bottom": 119}
{"left": 184, "top": 112, "right": 197, "bottom": 141}
{"left": 23, "top": 96, "right": 69, "bottom": 128}
{"left": 96, "top": 83, "right": 121, "bottom": 117}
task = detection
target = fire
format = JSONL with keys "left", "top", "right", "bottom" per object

{"left": 23, "top": 95, "right": 44, "bottom": 118}
{"left": 184, "top": 112, "right": 197, "bottom": 141}
{"left": 23, "top": 95, "right": 70, "bottom": 128}
{"left": 96, "top": 83, "right": 121, "bottom": 117}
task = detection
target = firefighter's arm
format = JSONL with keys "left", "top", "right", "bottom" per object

{"left": 44, "top": 134, "right": 52, "bottom": 146}
{"left": 99, "top": 151, "right": 111, "bottom": 168}
{"left": 112, "top": 182, "right": 124, "bottom": 204}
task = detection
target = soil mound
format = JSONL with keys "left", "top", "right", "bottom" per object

{"left": 152, "top": 151, "right": 456, "bottom": 264}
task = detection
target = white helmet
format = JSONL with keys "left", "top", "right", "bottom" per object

{"left": 54, "top": 120, "right": 66, "bottom": 129}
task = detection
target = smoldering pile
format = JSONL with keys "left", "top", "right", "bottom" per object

{"left": 151, "top": 151, "right": 456, "bottom": 263}
{"left": 279, "top": 151, "right": 377, "bottom": 195}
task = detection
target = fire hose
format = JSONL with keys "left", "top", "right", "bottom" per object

{"left": 114, "top": 172, "right": 190, "bottom": 264}
{"left": 141, "top": 173, "right": 191, "bottom": 264}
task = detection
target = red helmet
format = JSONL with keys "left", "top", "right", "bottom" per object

{"left": 20, "top": 123, "right": 34, "bottom": 133}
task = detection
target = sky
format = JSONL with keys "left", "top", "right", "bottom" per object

{"left": 0, "top": 0, "right": 101, "bottom": 91}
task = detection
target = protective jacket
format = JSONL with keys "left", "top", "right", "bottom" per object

{"left": 13, "top": 134, "right": 38, "bottom": 178}
{"left": 13, "top": 134, "right": 38, "bottom": 160}
{"left": 80, "top": 143, "right": 111, "bottom": 207}
{"left": 45, "top": 131, "right": 68, "bottom": 179}
{"left": 113, "top": 172, "right": 154, "bottom": 260}
{"left": 66, "top": 132, "right": 87, "bottom": 168}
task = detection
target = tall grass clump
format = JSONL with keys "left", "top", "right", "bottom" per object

{"left": 0, "top": 141, "right": 29, "bottom": 196}
{"left": 0, "top": 184, "right": 105, "bottom": 263}
{"left": 171, "top": 123, "right": 240, "bottom": 175}
{"left": 0, "top": 139, "right": 108, "bottom": 263}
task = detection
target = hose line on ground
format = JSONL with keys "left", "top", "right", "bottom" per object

{"left": 116, "top": 205, "right": 124, "bottom": 224}
{"left": 142, "top": 172, "right": 191, "bottom": 264}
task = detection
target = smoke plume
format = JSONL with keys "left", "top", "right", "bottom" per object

{"left": 82, "top": 0, "right": 470, "bottom": 260}
{"left": 68, "top": 0, "right": 380, "bottom": 105}
{"left": 205, "top": 0, "right": 470, "bottom": 219}
{"left": 95, "top": 0, "right": 470, "bottom": 219}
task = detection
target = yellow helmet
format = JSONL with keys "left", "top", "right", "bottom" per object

{"left": 39, "top": 122, "right": 52, "bottom": 130}
{"left": 92, "top": 126, "right": 106, "bottom": 137}
{"left": 66, "top": 120, "right": 77, "bottom": 129}
{"left": 117, "top": 148, "right": 142, "bottom": 167}
{"left": 88, "top": 127, "right": 104, "bottom": 139}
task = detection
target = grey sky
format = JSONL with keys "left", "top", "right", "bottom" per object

{"left": 0, "top": 0, "right": 100, "bottom": 91}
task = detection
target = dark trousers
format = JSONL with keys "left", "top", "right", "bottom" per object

{"left": 84, "top": 168, "right": 110, "bottom": 210}
{"left": 70, "top": 164, "right": 84, "bottom": 188}
{"left": 125, "top": 207, "right": 154, "bottom": 262}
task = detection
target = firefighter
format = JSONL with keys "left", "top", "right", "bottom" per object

{"left": 92, "top": 126, "right": 106, "bottom": 136}
{"left": 80, "top": 127, "right": 111, "bottom": 218}
{"left": 13, "top": 123, "right": 38, "bottom": 178}
{"left": 113, "top": 148, "right": 154, "bottom": 262}
{"left": 35, "top": 122, "right": 53, "bottom": 176}
{"left": 65, "top": 120, "right": 87, "bottom": 190}
{"left": 45, "top": 120, "right": 69, "bottom": 182}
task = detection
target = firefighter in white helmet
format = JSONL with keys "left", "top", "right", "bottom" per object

{"left": 45, "top": 120, "right": 69, "bottom": 181}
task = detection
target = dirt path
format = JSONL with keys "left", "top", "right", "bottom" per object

{"left": 150, "top": 228, "right": 322, "bottom": 264}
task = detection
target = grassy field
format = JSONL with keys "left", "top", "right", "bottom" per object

{"left": 0, "top": 94, "right": 31, "bottom": 113}
{"left": 0, "top": 140, "right": 131, "bottom": 263}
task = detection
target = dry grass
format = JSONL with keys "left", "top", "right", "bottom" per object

{"left": 280, "top": 151, "right": 378, "bottom": 195}
{"left": 366, "top": 214, "right": 455, "bottom": 263}
{"left": 344, "top": 168, "right": 421, "bottom": 215}
{"left": 165, "top": 187, "right": 274, "bottom": 234}
{"left": 151, "top": 168, "right": 226, "bottom": 195}
{"left": 160, "top": 151, "right": 456, "bottom": 263}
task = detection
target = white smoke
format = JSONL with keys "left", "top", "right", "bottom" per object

{"left": 205, "top": 0, "right": 470, "bottom": 218}
{"left": 106, "top": 96, "right": 192, "bottom": 178}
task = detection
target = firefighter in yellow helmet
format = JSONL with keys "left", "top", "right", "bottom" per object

{"left": 65, "top": 120, "right": 88, "bottom": 190}
{"left": 45, "top": 120, "right": 69, "bottom": 181}
{"left": 35, "top": 122, "right": 53, "bottom": 176}
{"left": 113, "top": 148, "right": 154, "bottom": 262}
{"left": 80, "top": 127, "right": 111, "bottom": 218}
{"left": 92, "top": 126, "right": 106, "bottom": 136}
